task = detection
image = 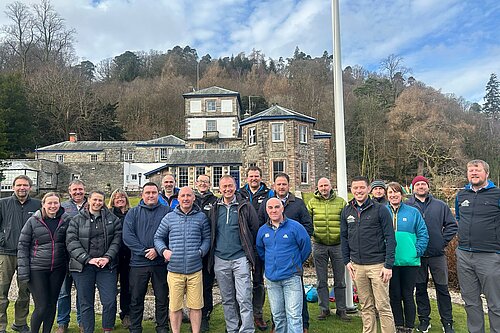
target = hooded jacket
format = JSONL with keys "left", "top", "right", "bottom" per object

{"left": 0, "top": 194, "right": 41, "bottom": 255}
{"left": 455, "top": 180, "right": 500, "bottom": 253}
{"left": 123, "top": 200, "right": 172, "bottom": 267}
{"left": 256, "top": 217, "right": 311, "bottom": 282}
{"left": 406, "top": 194, "right": 457, "bottom": 257}
{"left": 307, "top": 190, "right": 346, "bottom": 245}
{"left": 340, "top": 197, "right": 396, "bottom": 269}
{"left": 154, "top": 205, "right": 210, "bottom": 274}
{"left": 207, "top": 194, "right": 259, "bottom": 271}
{"left": 66, "top": 207, "right": 122, "bottom": 272}
{"left": 195, "top": 191, "right": 218, "bottom": 217}
{"left": 17, "top": 208, "right": 71, "bottom": 281}
{"left": 387, "top": 202, "right": 429, "bottom": 266}
{"left": 159, "top": 187, "right": 180, "bottom": 209}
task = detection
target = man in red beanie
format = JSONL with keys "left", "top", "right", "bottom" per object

{"left": 406, "top": 176, "right": 457, "bottom": 333}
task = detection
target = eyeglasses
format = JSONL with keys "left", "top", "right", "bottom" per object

{"left": 197, "top": 180, "right": 210, "bottom": 184}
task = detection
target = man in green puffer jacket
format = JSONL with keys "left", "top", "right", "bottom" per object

{"left": 306, "top": 178, "right": 349, "bottom": 321}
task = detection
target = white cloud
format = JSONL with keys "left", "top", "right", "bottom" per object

{"left": 0, "top": 0, "right": 498, "bottom": 101}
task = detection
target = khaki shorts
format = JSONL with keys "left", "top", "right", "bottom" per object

{"left": 167, "top": 270, "right": 203, "bottom": 311}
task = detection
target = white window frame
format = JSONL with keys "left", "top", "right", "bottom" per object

{"left": 271, "top": 123, "right": 284, "bottom": 142}
{"left": 300, "top": 161, "right": 309, "bottom": 184}
{"left": 90, "top": 154, "right": 98, "bottom": 162}
{"left": 131, "top": 174, "right": 137, "bottom": 181}
{"left": 178, "top": 167, "right": 189, "bottom": 187}
{"left": 195, "top": 167, "right": 206, "bottom": 179}
{"left": 56, "top": 154, "right": 64, "bottom": 163}
{"left": 212, "top": 166, "right": 223, "bottom": 188}
{"left": 248, "top": 127, "right": 256, "bottom": 145}
{"left": 206, "top": 99, "right": 216, "bottom": 112}
{"left": 206, "top": 119, "right": 217, "bottom": 131}
{"left": 195, "top": 143, "right": 205, "bottom": 149}
{"left": 159, "top": 148, "right": 172, "bottom": 161}
{"left": 299, "top": 125, "right": 308, "bottom": 144}
{"left": 123, "top": 152, "right": 134, "bottom": 161}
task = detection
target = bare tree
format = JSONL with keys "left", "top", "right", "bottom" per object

{"left": 1, "top": 1, "right": 36, "bottom": 74}
{"left": 32, "top": 0, "right": 75, "bottom": 64}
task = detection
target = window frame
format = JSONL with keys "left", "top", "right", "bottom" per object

{"left": 299, "top": 125, "right": 308, "bottom": 144}
{"left": 300, "top": 161, "right": 309, "bottom": 184}
{"left": 206, "top": 99, "right": 217, "bottom": 112}
{"left": 271, "top": 122, "right": 284, "bottom": 142}
{"left": 248, "top": 127, "right": 257, "bottom": 145}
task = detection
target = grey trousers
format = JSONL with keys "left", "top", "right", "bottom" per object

{"left": 214, "top": 256, "right": 254, "bottom": 333}
{"left": 313, "top": 242, "right": 346, "bottom": 312}
{"left": 457, "top": 249, "right": 500, "bottom": 333}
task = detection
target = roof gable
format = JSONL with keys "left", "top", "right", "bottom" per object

{"left": 240, "top": 105, "right": 316, "bottom": 125}
{"left": 183, "top": 86, "right": 239, "bottom": 97}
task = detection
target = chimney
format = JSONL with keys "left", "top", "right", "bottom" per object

{"left": 69, "top": 132, "right": 78, "bottom": 142}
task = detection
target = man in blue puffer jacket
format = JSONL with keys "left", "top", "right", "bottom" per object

{"left": 256, "top": 198, "right": 311, "bottom": 333}
{"left": 154, "top": 187, "right": 210, "bottom": 333}
{"left": 123, "top": 182, "right": 171, "bottom": 333}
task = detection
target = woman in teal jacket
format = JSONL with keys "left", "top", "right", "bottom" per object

{"left": 386, "top": 182, "right": 428, "bottom": 333}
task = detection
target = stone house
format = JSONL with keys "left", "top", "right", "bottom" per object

{"left": 3, "top": 86, "right": 332, "bottom": 194}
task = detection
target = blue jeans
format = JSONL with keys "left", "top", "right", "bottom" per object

{"left": 72, "top": 265, "right": 117, "bottom": 333}
{"left": 56, "top": 274, "right": 81, "bottom": 325}
{"left": 266, "top": 275, "right": 303, "bottom": 333}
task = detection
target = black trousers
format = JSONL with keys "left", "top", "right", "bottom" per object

{"left": 201, "top": 254, "right": 215, "bottom": 320}
{"left": 28, "top": 266, "right": 66, "bottom": 333}
{"left": 389, "top": 266, "right": 418, "bottom": 328}
{"left": 129, "top": 266, "right": 169, "bottom": 332}
{"left": 118, "top": 246, "right": 132, "bottom": 319}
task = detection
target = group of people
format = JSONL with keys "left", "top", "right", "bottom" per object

{"left": 0, "top": 159, "right": 498, "bottom": 333}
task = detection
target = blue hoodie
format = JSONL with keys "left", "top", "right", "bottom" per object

{"left": 256, "top": 217, "right": 311, "bottom": 282}
{"left": 123, "top": 200, "right": 171, "bottom": 267}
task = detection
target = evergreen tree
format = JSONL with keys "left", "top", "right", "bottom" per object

{"left": 483, "top": 73, "right": 500, "bottom": 120}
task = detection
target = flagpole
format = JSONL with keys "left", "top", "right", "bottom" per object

{"left": 331, "top": 0, "right": 356, "bottom": 312}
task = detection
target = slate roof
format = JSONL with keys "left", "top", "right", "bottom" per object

{"left": 240, "top": 105, "right": 316, "bottom": 125}
{"left": 144, "top": 149, "right": 242, "bottom": 176}
{"left": 313, "top": 129, "right": 332, "bottom": 138}
{"left": 136, "top": 135, "right": 186, "bottom": 147}
{"left": 36, "top": 135, "right": 185, "bottom": 152}
{"left": 183, "top": 86, "right": 239, "bottom": 97}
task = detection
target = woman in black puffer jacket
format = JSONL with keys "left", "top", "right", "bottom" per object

{"left": 17, "top": 192, "right": 70, "bottom": 333}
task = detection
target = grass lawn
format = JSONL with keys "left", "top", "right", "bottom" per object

{"left": 7, "top": 297, "right": 487, "bottom": 332}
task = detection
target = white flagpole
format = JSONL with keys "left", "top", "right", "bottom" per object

{"left": 331, "top": 0, "right": 356, "bottom": 312}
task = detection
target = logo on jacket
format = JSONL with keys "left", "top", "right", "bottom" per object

{"left": 347, "top": 215, "right": 356, "bottom": 223}
{"left": 461, "top": 200, "right": 470, "bottom": 207}
{"left": 403, "top": 217, "right": 407, "bottom": 222}
{"left": 283, "top": 234, "right": 289, "bottom": 239}
{"left": 264, "top": 233, "right": 270, "bottom": 238}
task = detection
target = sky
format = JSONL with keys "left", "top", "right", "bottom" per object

{"left": 0, "top": 0, "right": 498, "bottom": 103}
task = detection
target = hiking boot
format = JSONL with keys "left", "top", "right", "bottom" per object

{"left": 416, "top": 320, "right": 431, "bottom": 333}
{"left": 121, "top": 315, "right": 131, "bottom": 329}
{"left": 55, "top": 324, "right": 68, "bottom": 333}
{"left": 317, "top": 309, "right": 331, "bottom": 320}
{"left": 442, "top": 323, "right": 455, "bottom": 333}
{"left": 336, "top": 310, "right": 351, "bottom": 322}
{"left": 201, "top": 317, "right": 210, "bottom": 333}
{"left": 11, "top": 324, "right": 30, "bottom": 333}
{"left": 254, "top": 317, "right": 268, "bottom": 331}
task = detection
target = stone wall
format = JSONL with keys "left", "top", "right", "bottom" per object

{"left": 58, "top": 162, "right": 123, "bottom": 194}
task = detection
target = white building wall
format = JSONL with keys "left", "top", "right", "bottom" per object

{"left": 187, "top": 118, "right": 238, "bottom": 139}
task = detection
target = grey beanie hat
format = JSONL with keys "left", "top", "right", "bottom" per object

{"left": 370, "top": 179, "right": 386, "bottom": 190}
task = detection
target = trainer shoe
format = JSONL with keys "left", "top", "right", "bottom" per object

{"left": 11, "top": 324, "right": 30, "bottom": 333}
{"left": 442, "top": 322, "right": 455, "bottom": 333}
{"left": 416, "top": 320, "right": 431, "bottom": 333}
